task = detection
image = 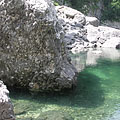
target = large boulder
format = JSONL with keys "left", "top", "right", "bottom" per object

{"left": 0, "top": 81, "right": 15, "bottom": 120}
{"left": 0, "top": 0, "right": 77, "bottom": 92}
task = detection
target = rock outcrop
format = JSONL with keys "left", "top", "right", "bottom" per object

{"left": 0, "top": 81, "right": 15, "bottom": 120}
{"left": 56, "top": 6, "right": 87, "bottom": 53}
{"left": 86, "top": 25, "right": 120, "bottom": 48}
{"left": 0, "top": 0, "right": 77, "bottom": 92}
{"left": 56, "top": 6, "right": 120, "bottom": 54}
{"left": 86, "top": 16, "right": 99, "bottom": 27}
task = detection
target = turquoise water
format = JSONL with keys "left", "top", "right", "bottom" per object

{"left": 10, "top": 48, "right": 120, "bottom": 120}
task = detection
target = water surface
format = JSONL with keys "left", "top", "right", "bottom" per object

{"left": 10, "top": 48, "right": 120, "bottom": 120}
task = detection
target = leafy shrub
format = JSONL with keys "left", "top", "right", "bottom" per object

{"left": 102, "top": 0, "right": 120, "bottom": 21}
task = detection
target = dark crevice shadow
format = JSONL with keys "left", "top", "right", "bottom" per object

{"left": 9, "top": 69, "right": 104, "bottom": 109}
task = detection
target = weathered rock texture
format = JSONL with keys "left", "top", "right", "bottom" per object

{"left": 56, "top": 6, "right": 87, "bottom": 53}
{"left": 0, "top": 0, "right": 77, "bottom": 92}
{"left": 0, "top": 81, "right": 15, "bottom": 120}
{"left": 86, "top": 25, "right": 120, "bottom": 48}
{"left": 56, "top": 6, "right": 120, "bottom": 54}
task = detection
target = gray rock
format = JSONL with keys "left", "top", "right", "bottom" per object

{"left": 86, "top": 16, "right": 100, "bottom": 27}
{"left": 56, "top": 6, "right": 87, "bottom": 52}
{"left": 56, "top": 6, "right": 120, "bottom": 54}
{"left": 0, "top": 0, "right": 77, "bottom": 92}
{"left": 116, "top": 44, "right": 120, "bottom": 49}
{"left": 0, "top": 81, "right": 15, "bottom": 120}
{"left": 86, "top": 25, "right": 120, "bottom": 48}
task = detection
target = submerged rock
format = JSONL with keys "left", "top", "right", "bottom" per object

{"left": 108, "top": 110, "right": 120, "bottom": 120}
{"left": 0, "top": 0, "right": 77, "bottom": 92}
{"left": 0, "top": 81, "right": 15, "bottom": 120}
{"left": 35, "top": 110, "right": 74, "bottom": 120}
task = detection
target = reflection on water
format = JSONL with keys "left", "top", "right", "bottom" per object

{"left": 71, "top": 48, "right": 120, "bottom": 72}
{"left": 10, "top": 48, "right": 120, "bottom": 120}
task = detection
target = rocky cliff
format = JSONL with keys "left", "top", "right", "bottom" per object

{"left": 0, "top": 81, "right": 15, "bottom": 120}
{"left": 0, "top": 0, "right": 77, "bottom": 92}
{"left": 56, "top": 6, "right": 87, "bottom": 53}
{"left": 56, "top": 6, "right": 120, "bottom": 53}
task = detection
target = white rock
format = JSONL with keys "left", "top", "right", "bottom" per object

{"left": 86, "top": 16, "right": 99, "bottom": 27}
{"left": 0, "top": 81, "right": 15, "bottom": 120}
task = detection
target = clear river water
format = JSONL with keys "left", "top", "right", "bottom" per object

{"left": 10, "top": 48, "right": 120, "bottom": 120}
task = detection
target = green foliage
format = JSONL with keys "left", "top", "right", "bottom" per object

{"left": 71, "top": 0, "right": 99, "bottom": 14}
{"left": 53, "top": 0, "right": 71, "bottom": 6}
{"left": 53, "top": 0, "right": 120, "bottom": 21}
{"left": 54, "top": 1, "right": 59, "bottom": 6}
{"left": 70, "top": 0, "right": 120, "bottom": 21}
{"left": 102, "top": 0, "right": 120, "bottom": 21}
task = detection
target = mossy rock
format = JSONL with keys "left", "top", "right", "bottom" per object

{"left": 35, "top": 110, "right": 74, "bottom": 120}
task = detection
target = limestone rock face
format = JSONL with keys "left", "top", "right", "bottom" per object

{"left": 0, "top": 0, "right": 77, "bottom": 92}
{"left": 86, "top": 25, "right": 120, "bottom": 48}
{"left": 56, "top": 6, "right": 87, "bottom": 53}
{"left": 86, "top": 16, "right": 99, "bottom": 27}
{"left": 0, "top": 81, "right": 15, "bottom": 120}
{"left": 56, "top": 6, "right": 120, "bottom": 54}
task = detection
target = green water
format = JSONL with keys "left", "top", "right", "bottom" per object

{"left": 10, "top": 49, "right": 120, "bottom": 120}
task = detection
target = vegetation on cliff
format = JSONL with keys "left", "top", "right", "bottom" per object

{"left": 53, "top": 0, "right": 120, "bottom": 21}
{"left": 102, "top": 0, "right": 120, "bottom": 21}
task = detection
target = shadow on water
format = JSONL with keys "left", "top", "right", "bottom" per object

{"left": 73, "top": 70, "right": 105, "bottom": 108}
{"left": 9, "top": 68, "right": 104, "bottom": 109}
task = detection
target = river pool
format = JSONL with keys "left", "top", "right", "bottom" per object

{"left": 10, "top": 48, "right": 120, "bottom": 120}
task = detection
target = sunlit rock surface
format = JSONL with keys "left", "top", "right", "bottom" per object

{"left": 86, "top": 25, "right": 120, "bottom": 48}
{"left": 0, "top": 81, "right": 15, "bottom": 120}
{"left": 86, "top": 16, "right": 99, "bottom": 27}
{"left": 0, "top": 0, "right": 77, "bottom": 92}
{"left": 56, "top": 6, "right": 87, "bottom": 52}
{"left": 56, "top": 6, "right": 120, "bottom": 54}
